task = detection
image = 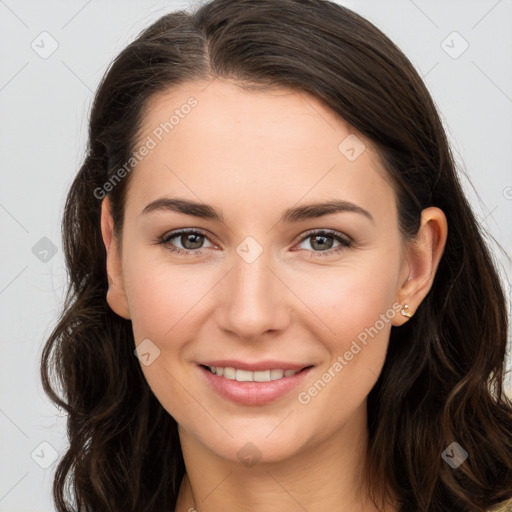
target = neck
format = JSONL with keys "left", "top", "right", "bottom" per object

{"left": 174, "top": 403, "right": 396, "bottom": 512}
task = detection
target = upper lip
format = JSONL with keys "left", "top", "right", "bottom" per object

{"left": 199, "top": 360, "right": 313, "bottom": 372}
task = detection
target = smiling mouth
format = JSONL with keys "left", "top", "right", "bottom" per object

{"left": 200, "top": 364, "right": 313, "bottom": 382}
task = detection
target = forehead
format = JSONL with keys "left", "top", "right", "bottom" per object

{"left": 126, "top": 78, "right": 396, "bottom": 224}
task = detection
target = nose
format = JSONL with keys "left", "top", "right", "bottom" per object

{"left": 214, "top": 252, "right": 291, "bottom": 341}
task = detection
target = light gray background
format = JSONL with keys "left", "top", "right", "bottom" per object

{"left": 1, "top": 0, "right": 511, "bottom": 510}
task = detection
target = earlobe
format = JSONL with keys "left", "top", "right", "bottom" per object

{"left": 392, "top": 207, "right": 448, "bottom": 326}
{"left": 100, "top": 197, "right": 131, "bottom": 320}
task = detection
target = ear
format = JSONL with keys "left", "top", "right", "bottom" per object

{"left": 100, "top": 197, "right": 131, "bottom": 320}
{"left": 392, "top": 207, "right": 448, "bottom": 326}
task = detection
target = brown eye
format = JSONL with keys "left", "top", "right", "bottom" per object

{"left": 174, "top": 232, "right": 205, "bottom": 250}
{"left": 158, "top": 229, "right": 214, "bottom": 256}
{"left": 296, "top": 230, "right": 352, "bottom": 256}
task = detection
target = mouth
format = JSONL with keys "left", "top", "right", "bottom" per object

{"left": 199, "top": 364, "right": 313, "bottom": 382}
{"left": 197, "top": 362, "right": 315, "bottom": 405}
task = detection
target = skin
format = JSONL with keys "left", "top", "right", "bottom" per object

{"left": 100, "top": 78, "right": 447, "bottom": 512}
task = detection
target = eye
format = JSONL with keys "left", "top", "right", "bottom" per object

{"left": 157, "top": 228, "right": 215, "bottom": 257}
{"left": 156, "top": 228, "right": 353, "bottom": 258}
{"left": 294, "top": 229, "right": 352, "bottom": 256}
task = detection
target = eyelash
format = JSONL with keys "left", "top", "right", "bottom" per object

{"left": 156, "top": 228, "right": 353, "bottom": 258}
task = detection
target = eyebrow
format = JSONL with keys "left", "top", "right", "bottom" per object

{"left": 141, "top": 197, "right": 375, "bottom": 224}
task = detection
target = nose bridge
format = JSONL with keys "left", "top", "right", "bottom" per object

{"left": 215, "top": 248, "right": 290, "bottom": 339}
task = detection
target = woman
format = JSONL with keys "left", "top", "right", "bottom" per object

{"left": 41, "top": 0, "right": 512, "bottom": 510}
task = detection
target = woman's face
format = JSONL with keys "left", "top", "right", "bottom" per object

{"left": 103, "top": 78, "right": 416, "bottom": 464}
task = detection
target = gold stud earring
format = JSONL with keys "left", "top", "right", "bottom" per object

{"left": 400, "top": 304, "right": 413, "bottom": 318}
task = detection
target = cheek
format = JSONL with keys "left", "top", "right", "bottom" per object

{"left": 289, "top": 251, "right": 400, "bottom": 345}
{"left": 122, "top": 250, "right": 215, "bottom": 423}
{"left": 289, "top": 252, "right": 401, "bottom": 409}
{"left": 123, "top": 246, "right": 215, "bottom": 344}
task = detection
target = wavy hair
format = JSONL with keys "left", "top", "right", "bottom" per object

{"left": 41, "top": 0, "right": 512, "bottom": 510}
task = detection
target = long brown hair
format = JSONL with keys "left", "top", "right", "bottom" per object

{"left": 41, "top": 0, "right": 512, "bottom": 510}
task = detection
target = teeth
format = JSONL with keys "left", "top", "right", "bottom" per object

{"left": 223, "top": 367, "right": 236, "bottom": 379}
{"left": 235, "top": 369, "right": 253, "bottom": 382}
{"left": 254, "top": 370, "right": 270, "bottom": 382}
{"left": 207, "top": 366, "right": 300, "bottom": 382}
{"left": 270, "top": 369, "right": 284, "bottom": 380}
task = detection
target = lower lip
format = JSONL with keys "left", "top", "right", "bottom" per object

{"left": 198, "top": 365, "right": 314, "bottom": 405}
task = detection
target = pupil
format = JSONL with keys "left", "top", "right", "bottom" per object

{"left": 183, "top": 233, "right": 203, "bottom": 249}
{"left": 312, "top": 235, "right": 333, "bottom": 251}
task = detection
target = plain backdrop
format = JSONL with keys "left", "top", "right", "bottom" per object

{"left": 1, "top": 0, "right": 511, "bottom": 510}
